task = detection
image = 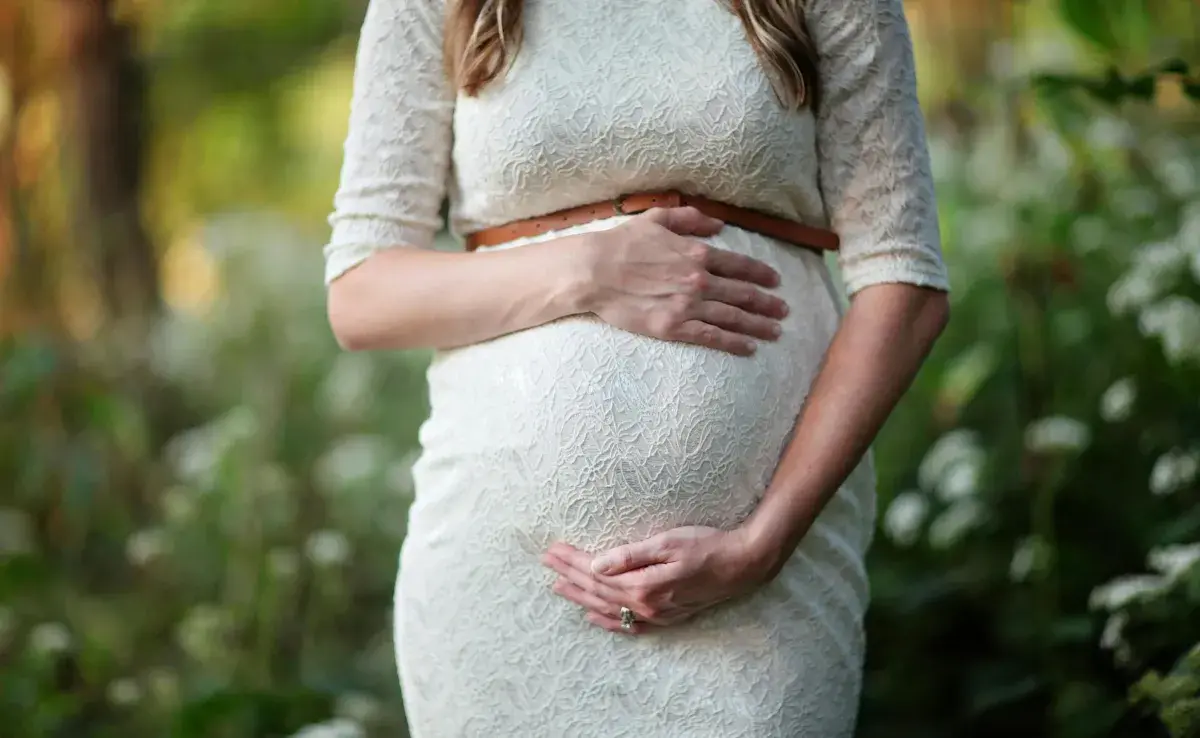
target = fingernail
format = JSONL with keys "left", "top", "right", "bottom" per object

{"left": 778, "top": 302, "right": 789, "bottom": 317}
{"left": 770, "top": 323, "right": 782, "bottom": 338}
{"left": 592, "top": 558, "right": 613, "bottom": 575}
{"left": 744, "top": 340, "right": 757, "bottom": 354}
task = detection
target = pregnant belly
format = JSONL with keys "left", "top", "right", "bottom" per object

{"left": 407, "top": 229, "right": 842, "bottom": 553}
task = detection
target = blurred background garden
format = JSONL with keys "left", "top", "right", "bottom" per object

{"left": 1, "top": 0, "right": 1198, "bottom": 736}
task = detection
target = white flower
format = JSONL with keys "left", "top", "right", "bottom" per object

{"left": 882, "top": 491, "right": 928, "bottom": 547}
{"left": 1070, "top": 216, "right": 1108, "bottom": 254}
{"left": 319, "top": 353, "right": 377, "bottom": 422}
{"left": 166, "top": 426, "right": 223, "bottom": 487}
{"left": 1099, "top": 378, "right": 1136, "bottom": 423}
{"left": 1107, "top": 241, "right": 1187, "bottom": 316}
{"left": 145, "top": 667, "right": 180, "bottom": 704}
{"left": 1088, "top": 574, "right": 1168, "bottom": 611}
{"left": 29, "top": 622, "right": 71, "bottom": 655}
{"left": 176, "top": 605, "right": 232, "bottom": 665}
{"left": 217, "top": 405, "right": 261, "bottom": 444}
{"left": 161, "top": 486, "right": 197, "bottom": 523}
{"left": 938, "top": 459, "right": 982, "bottom": 502}
{"left": 1100, "top": 611, "right": 1127, "bottom": 650}
{"left": 1149, "top": 448, "right": 1200, "bottom": 496}
{"left": 305, "top": 530, "right": 351, "bottom": 567}
{"left": 960, "top": 208, "right": 1017, "bottom": 253}
{"left": 1116, "top": 187, "right": 1159, "bottom": 220}
{"left": 147, "top": 311, "right": 213, "bottom": 384}
{"left": 334, "top": 692, "right": 382, "bottom": 725}
{"left": 314, "top": 436, "right": 390, "bottom": 493}
{"left": 290, "top": 718, "right": 365, "bottom": 738}
{"left": 928, "top": 500, "right": 985, "bottom": 550}
{"left": 1138, "top": 296, "right": 1200, "bottom": 364}
{"left": 1085, "top": 117, "right": 1135, "bottom": 150}
{"left": 126, "top": 528, "right": 170, "bottom": 567}
{"left": 986, "top": 39, "right": 1016, "bottom": 80}
{"left": 1132, "top": 240, "right": 1185, "bottom": 273}
{"left": 1147, "top": 542, "right": 1200, "bottom": 581}
{"left": 1108, "top": 271, "right": 1163, "bottom": 316}
{"left": 0, "top": 507, "right": 35, "bottom": 555}
{"left": 166, "top": 406, "right": 262, "bottom": 487}
{"left": 268, "top": 547, "right": 300, "bottom": 578}
{"left": 1161, "top": 157, "right": 1197, "bottom": 199}
{"left": 107, "top": 678, "right": 143, "bottom": 707}
{"left": 1009, "top": 535, "right": 1052, "bottom": 583}
{"left": 918, "top": 430, "right": 984, "bottom": 497}
{"left": 1024, "top": 416, "right": 1090, "bottom": 454}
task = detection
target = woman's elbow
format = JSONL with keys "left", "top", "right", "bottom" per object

{"left": 326, "top": 277, "right": 400, "bottom": 352}
{"left": 925, "top": 290, "right": 950, "bottom": 336}
{"left": 326, "top": 285, "right": 370, "bottom": 351}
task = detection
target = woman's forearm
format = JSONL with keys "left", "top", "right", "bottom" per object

{"left": 326, "top": 237, "right": 593, "bottom": 351}
{"left": 741, "top": 283, "right": 950, "bottom": 574}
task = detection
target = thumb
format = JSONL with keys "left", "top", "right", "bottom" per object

{"left": 591, "top": 538, "right": 668, "bottom": 576}
{"left": 642, "top": 205, "right": 724, "bottom": 238}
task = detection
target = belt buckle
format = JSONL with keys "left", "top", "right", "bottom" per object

{"left": 612, "top": 193, "right": 630, "bottom": 216}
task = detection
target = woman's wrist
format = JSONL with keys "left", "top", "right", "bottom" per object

{"left": 737, "top": 497, "right": 818, "bottom": 579}
{"left": 538, "top": 232, "right": 603, "bottom": 317}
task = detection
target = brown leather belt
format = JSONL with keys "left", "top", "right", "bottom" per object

{"left": 463, "top": 189, "right": 840, "bottom": 253}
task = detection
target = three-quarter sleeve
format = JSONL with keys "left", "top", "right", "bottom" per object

{"left": 808, "top": 0, "right": 950, "bottom": 297}
{"left": 324, "top": 0, "right": 454, "bottom": 285}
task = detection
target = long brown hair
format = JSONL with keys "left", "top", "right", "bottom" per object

{"left": 443, "top": 0, "right": 820, "bottom": 110}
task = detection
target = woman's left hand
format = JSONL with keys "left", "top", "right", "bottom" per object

{"left": 540, "top": 526, "right": 777, "bottom": 635}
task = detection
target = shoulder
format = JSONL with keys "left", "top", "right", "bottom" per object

{"left": 359, "top": 0, "right": 448, "bottom": 48}
{"left": 805, "top": 0, "right": 910, "bottom": 38}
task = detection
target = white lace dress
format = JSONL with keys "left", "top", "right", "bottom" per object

{"left": 324, "top": 0, "right": 949, "bottom": 735}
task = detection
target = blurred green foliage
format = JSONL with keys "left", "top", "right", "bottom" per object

{"left": 1, "top": 1, "right": 1198, "bottom": 737}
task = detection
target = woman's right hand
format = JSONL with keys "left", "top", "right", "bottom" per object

{"left": 572, "top": 206, "right": 789, "bottom": 356}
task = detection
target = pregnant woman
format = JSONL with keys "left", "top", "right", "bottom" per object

{"left": 324, "top": 0, "right": 950, "bottom": 735}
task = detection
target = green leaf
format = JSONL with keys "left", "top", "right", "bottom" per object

{"left": 170, "top": 687, "right": 334, "bottom": 738}
{"left": 1126, "top": 74, "right": 1158, "bottom": 102}
{"left": 940, "top": 344, "right": 999, "bottom": 411}
{"left": 1059, "top": 0, "right": 1120, "bottom": 51}
{"left": 1085, "top": 68, "right": 1132, "bottom": 105}
{"left": 1158, "top": 59, "right": 1192, "bottom": 76}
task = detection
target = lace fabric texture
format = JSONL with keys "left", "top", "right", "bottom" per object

{"left": 325, "top": 0, "right": 949, "bottom": 735}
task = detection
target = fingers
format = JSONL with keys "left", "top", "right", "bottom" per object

{"left": 698, "top": 244, "right": 781, "bottom": 289}
{"left": 542, "top": 547, "right": 667, "bottom": 624}
{"left": 691, "top": 300, "right": 782, "bottom": 343}
{"left": 641, "top": 206, "right": 724, "bottom": 238}
{"left": 591, "top": 538, "right": 669, "bottom": 576}
{"left": 702, "top": 275, "right": 789, "bottom": 320}
{"left": 687, "top": 303, "right": 779, "bottom": 343}
{"left": 585, "top": 611, "right": 655, "bottom": 636}
{"left": 552, "top": 577, "right": 622, "bottom": 619}
{"left": 542, "top": 551, "right": 627, "bottom": 605}
{"left": 671, "top": 321, "right": 758, "bottom": 356}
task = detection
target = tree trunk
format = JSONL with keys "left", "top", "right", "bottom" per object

{"left": 0, "top": 1, "right": 26, "bottom": 330}
{"left": 60, "top": 0, "right": 159, "bottom": 323}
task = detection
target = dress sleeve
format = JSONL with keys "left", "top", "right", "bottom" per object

{"left": 807, "top": 0, "right": 950, "bottom": 297}
{"left": 323, "top": 0, "right": 454, "bottom": 285}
